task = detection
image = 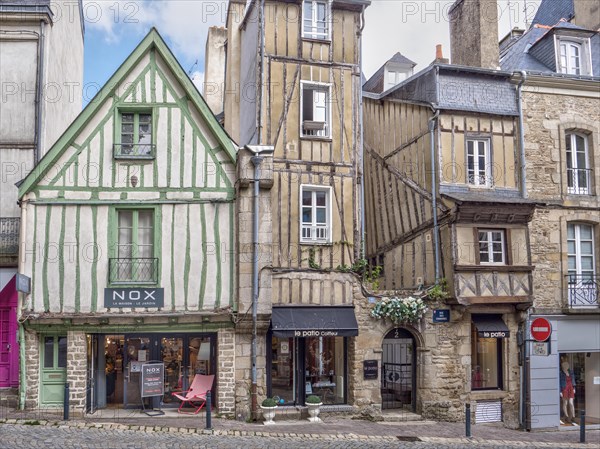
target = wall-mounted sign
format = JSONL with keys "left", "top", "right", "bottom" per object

{"left": 479, "top": 330, "right": 509, "bottom": 338}
{"left": 104, "top": 288, "right": 164, "bottom": 308}
{"left": 532, "top": 341, "right": 549, "bottom": 356}
{"left": 140, "top": 363, "right": 165, "bottom": 398}
{"left": 531, "top": 317, "right": 552, "bottom": 342}
{"left": 16, "top": 273, "right": 31, "bottom": 293}
{"left": 363, "top": 360, "right": 378, "bottom": 380}
{"left": 433, "top": 309, "right": 450, "bottom": 323}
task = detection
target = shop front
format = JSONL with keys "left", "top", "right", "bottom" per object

{"left": 85, "top": 332, "right": 217, "bottom": 412}
{"left": 267, "top": 306, "right": 358, "bottom": 405}
{"left": 527, "top": 316, "right": 600, "bottom": 429}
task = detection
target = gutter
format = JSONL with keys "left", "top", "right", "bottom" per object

{"left": 358, "top": 5, "right": 366, "bottom": 256}
{"left": 17, "top": 201, "right": 28, "bottom": 409}
{"left": 257, "top": 0, "right": 266, "bottom": 145}
{"left": 429, "top": 110, "right": 441, "bottom": 282}
{"left": 516, "top": 71, "right": 528, "bottom": 198}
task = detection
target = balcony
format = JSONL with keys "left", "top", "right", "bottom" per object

{"left": 302, "top": 120, "right": 328, "bottom": 138}
{"left": 113, "top": 143, "right": 156, "bottom": 160}
{"left": 453, "top": 265, "right": 533, "bottom": 306}
{"left": 567, "top": 168, "right": 592, "bottom": 195}
{"left": 0, "top": 218, "right": 20, "bottom": 264}
{"left": 566, "top": 274, "right": 599, "bottom": 308}
{"left": 109, "top": 258, "right": 158, "bottom": 284}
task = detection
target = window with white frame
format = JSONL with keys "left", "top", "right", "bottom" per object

{"left": 115, "top": 111, "right": 154, "bottom": 158}
{"left": 567, "top": 223, "right": 597, "bottom": 307}
{"left": 558, "top": 38, "right": 592, "bottom": 76}
{"left": 303, "top": 0, "right": 329, "bottom": 40}
{"left": 566, "top": 133, "right": 591, "bottom": 195}
{"left": 467, "top": 139, "right": 492, "bottom": 186}
{"left": 301, "top": 186, "right": 331, "bottom": 243}
{"left": 478, "top": 229, "right": 505, "bottom": 264}
{"left": 301, "top": 83, "right": 330, "bottom": 138}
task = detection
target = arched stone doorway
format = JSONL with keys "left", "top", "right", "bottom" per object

{"left": 381, "top": 327, "right": 416, "bottom": 412}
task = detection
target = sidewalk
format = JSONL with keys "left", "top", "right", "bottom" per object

{"left": 2, "top": 406, "right": 599, "bottom": 447}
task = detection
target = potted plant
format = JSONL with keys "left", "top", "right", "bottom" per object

{"left": 305, "top": 395, "right": 323, "bottom": 423}
{"left": 370, "top": 296, "right": 428, "bottom": 324}
{"left": 260, "top": 397, "right": 278, "bottom": 425}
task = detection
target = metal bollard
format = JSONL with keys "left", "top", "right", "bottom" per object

{"left": 466, "top": 403, "right": 471, "bottom": 438}
{"left": 580, "top": 410, "right": 585, "bottom": 443}
{"left": 63, "top": 383, "right": 70, "bottom": 421}
{"left": 205, "top": 390, "right": 212, "bottom": 430}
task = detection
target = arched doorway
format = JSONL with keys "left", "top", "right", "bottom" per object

{"left": 381, "top": 327, "right": 416, "bottom": 412}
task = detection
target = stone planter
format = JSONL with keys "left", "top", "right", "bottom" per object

{"left": 306, "top": 402, "right": 322, "bottom": 423}
{"left": 260, "top": 405, "right": 277, "bottom": 425}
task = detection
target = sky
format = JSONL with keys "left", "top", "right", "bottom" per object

{"left": 82, "top": 0, "right": 542, "bottom": 102}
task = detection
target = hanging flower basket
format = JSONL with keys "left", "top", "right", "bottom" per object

{"left": 370, "top": 296, "right": 428, "bottom": 324}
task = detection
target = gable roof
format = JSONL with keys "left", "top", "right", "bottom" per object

{"left": 19, "top": 28, "right": 237, "bottom": 198}
{"left": 532, "top": 0, "right": 574, "bottom": 26}
{"left": 363, "top": 52, "right": 416, "bottom": 94}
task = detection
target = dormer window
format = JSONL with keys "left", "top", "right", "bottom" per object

{"left": 556, "top": 37, "right": 592, "bottom": 76}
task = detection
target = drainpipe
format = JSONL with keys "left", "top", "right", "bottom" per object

{"left": 17, "top": 201, "right": 27, "bottom": 409}
{"left": 257, "top": 0, "right": 266, "bottom": 145}
{"left": 516, "top": 71, "right": 528, "bottom": 198}
{"left": 429, "top": 110, "right": 441, "bottom": 282}
{"left": 34, "top": 21, "right": 46, "bottom": 163}
{"left": 358, "top": 6, "right": 366, "bottom": 256}
{"left": 248, "top": 145, "right": 273, "bottom": 420}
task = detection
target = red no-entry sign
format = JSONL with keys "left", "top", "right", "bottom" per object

{"left": 531, "top": 317, "right": 552, "bottom": 342}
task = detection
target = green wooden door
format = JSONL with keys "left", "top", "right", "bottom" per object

{"left": 40, "top": 335, "right": 67, "bottom": 406}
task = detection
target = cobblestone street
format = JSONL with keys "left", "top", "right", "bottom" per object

{"left": 1, "top": 420, "right": 600, "bottom": 449}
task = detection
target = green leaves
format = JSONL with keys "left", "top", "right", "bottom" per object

{"left": 370, "top": 296, "right": 428, "bottom": 324}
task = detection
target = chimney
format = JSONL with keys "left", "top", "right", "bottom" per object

{"left": 204, "top": 26, "right": 228, "bottom": 115}
{"left": 435, "top": 44, "right": 449, "bottom": 64}
{"left": 573, "top": 0, "right": 600, "bottom": 31}
{"left": 448, "top": 0, "right": 500, "bottom": 69}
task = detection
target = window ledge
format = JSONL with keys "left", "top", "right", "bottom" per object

{"left": 301, "top": 37, "right": 332, "bottom": 44}
{"left": 300, "top": 136, "right": 332, "bottom": 142}
{"left": 468, "top": 390, "right": 508, "bottom": 401}
{"left": 300, "top": 241, "right": 333, "bottom": 247}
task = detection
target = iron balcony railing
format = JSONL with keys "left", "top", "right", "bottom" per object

{"left": 567, "top": 168, "right": 592, "bottom": 195}
{"left": 566, "top": 274, "right": 599, "bottom": 308}
{"left": 0, "top": 218, "right": 20, "bottom": 256}
{"left": 113, "top": 143, "right": 156, "bottom": 159}
{"left": 109, "top": 258, "right": 158, "bottom": 284}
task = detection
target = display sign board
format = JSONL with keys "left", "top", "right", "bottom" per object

{"left": 104, "top": 288, "right": 164, "bottom": 308}
{"left": 532, "top": 341, "right": 550, "bottom": 356}
{"left": 531, "top": 317, "right": 552, "bottom": 342}
{"left": 363, "top": 360, "right": 378, "bottom": 380}
{"left": 433, "top": 309, "right": 450, "bottom": 323}
{"left": 140, "top": 363, "right": 165, "bottom": 398}
{"left": 16, "top": 273, "right": 31, "bottom": 293}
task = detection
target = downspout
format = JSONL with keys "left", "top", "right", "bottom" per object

{"left": 34, "top": 21, "right": 46, "bottom": 163}
{"left": 257, "top": 0, "right": 266, "bottom": 145}
{"left": 429, "top": 110, "right": 441, "bottom": 282}
{"left": 358, "top": 6, "right": 366, "bottom": 256}
{"left": 250, "top": 154, "right": 262, "bottom": 421}
{"left": 17, "top": 201, "right": 27, "bottom": 409}
{"left": 516, "top": 71, "right": 527, "bottom": 198}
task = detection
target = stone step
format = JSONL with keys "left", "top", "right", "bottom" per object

{"left": 381, "top": 410, "right": 423, "bottom": 422}
{"left": 382, "top": 400, "right": 404, "bottom": 410}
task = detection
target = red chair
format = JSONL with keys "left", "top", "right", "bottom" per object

{"left": 172, "top": 374, "right": 215, "bottom": 414}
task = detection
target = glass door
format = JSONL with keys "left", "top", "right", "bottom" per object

{"left": 161, "top": 337, "right": 183, "bottom": 405}
{"left": 270, "top": 336, "right": 297, "bottom": 405}
{"left": 123, "top": 336, "right": 152, "bottom": 408}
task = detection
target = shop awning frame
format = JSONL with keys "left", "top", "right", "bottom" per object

{"left": 271, "top": 306, "right": 359, "bottom": 338}
{"left": 472, "top": 314, "right": 510, "bottom": 338}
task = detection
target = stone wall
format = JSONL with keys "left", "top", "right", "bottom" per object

{"left": 67, "top": 331, "right": 87, "bottom": 414}
{"left": 23, "top": 329, "right": 39, "bottom": 409}
{"left": 217, "top": 328, "right": 236, "bottom": 416}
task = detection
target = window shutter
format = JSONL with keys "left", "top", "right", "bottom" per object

{"left": 303, "top": 88, "right": 314, "bottom": 121}
{"left": 313, "top": 89, "right": 327, "bottom": 123}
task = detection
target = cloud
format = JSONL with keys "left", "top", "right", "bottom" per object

{"left": 190, "top": 71, "right": 205, "bottom": 94}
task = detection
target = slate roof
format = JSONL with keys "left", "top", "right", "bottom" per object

{"left": 531, "top": 0, "right": 574, "bottom": 26}
{"left": 363, "top": 52, "right": 416, "bottom": 94}
{"left": 0, "top": 0, "right": 50, "bottom": 4}
{"left": 500, "top": 21, "right": 600, "bottom": 75}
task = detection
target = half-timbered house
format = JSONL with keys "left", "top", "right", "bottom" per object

{"left": 17, "top": 29, "right": 238, "bottom": 415}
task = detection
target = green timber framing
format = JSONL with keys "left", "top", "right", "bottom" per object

{"left": 16, "top": 28, "right": 238, "bottom": 411}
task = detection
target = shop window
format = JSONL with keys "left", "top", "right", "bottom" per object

{"left": 471, "top": 326, "right": 503, "bottom": 390}
{"left": 268, "top": 334, "right": 347, "bottom": 406}
{"left": 467, "top": 138, "right": 492, "bottom": 187}
{"left": 301, "top": 82, "right": 330, "bottom": 138}
{"left": 114, "top": 111, "right": 155, "bottom": 159}
{"left": 558, "top": 352, "right": 600, "bottom": 426}
{"left": 478, "top": 229, "right": 506, "bottom": 265}
{"left": 303, "top": 0, "right": 330, "bottom": 40}
{"left": 566, "top": 133, "right": 591, "bottom": 195}
{"left": 109, "top": 209, "right": 158, "bottom": 284}
{"left": 300, "top": 185, "right": 332, "bottom": 244}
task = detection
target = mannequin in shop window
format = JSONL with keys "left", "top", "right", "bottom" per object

{"left": 559, "top": 360, "right": 577, "bottom": 424}
{"left": 472, "top": 365, "right": 483, "bottom": 389}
